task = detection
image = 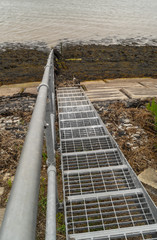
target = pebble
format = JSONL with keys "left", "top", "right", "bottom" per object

{"left": 117, "top": 130, "right": 126, "bottom": 137}
{"left": 122, "top": 119, "right": 130, "bottom": 124}
{"left": 132, "top": 146, "right": 138, "bottom": 150}
{"left": 132, "top": 134, "right": 141, "bottom": 139}
{"left": 123, "top": 124, "right": 133, "bottom": 127}
{"left": 126, "top": 126, "right": 138, "bottom": 130}
{"left": 126, "top": 142, "right": 134, "bottom": 147}
{"left": 3, "top": 173, "right": 11, "bottom": 181}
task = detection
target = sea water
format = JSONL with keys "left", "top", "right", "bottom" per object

{"left": 0, "top": 0, "right": 157, "bottom": 46}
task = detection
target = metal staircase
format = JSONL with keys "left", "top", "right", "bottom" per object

{"left": 57, "top": 87, "right": 157, "bottom": 240}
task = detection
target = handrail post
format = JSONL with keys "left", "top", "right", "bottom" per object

{"left": 45, "top": 49, "right": 59, "bottom": 240}
{"left": 45, "top": 165, "right": 57, "bottom": 240}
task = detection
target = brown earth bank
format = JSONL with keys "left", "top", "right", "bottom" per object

{"left": 0, "top": 44, "right": 157, "bottom": 239}
{"left": 0, "top": 48, "right": 49, "bottom": 86}
{"left": 55, "top": 44, "right": 157, "bottom": 86}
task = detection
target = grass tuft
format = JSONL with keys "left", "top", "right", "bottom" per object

{"left": 146, "top": 99, "right": 157, "bottom": 129}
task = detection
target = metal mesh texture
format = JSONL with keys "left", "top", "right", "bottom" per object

{"left": 61, "top": 137, "right": 115, "bottom": 153}
{"left": 62, "top": 150, "right": 123, "bottom": 171}
{"left": 57, "top": 87, "right": 82, "bottom": 93}
{"left": 60, "top": 126, "right": 107, "bottom": 139}
{"left": 58, "top": 100, "right": 90, "bottom": 107}
{"left": 59, "top": 105, "right": 93, "bottom": 113}
{"left": 58, "top": 92, "right": 85, "bottom": 98}
{"left": 66, "top": 192, "right": 156, "bottom": 235}
{"left": 57, "top": 87, "right": 157, "bottom": 240}
{"left": 64, "top": 168, "right": 136, "bottom": 196}
{"left": 59, "top": 111, "right": 97, "bottom": 120}
{"left": 58, "top": 96, "right": 88, "bottom": 102}
{"left": 60, "top": 118, "right": 100, "bottom": 129}
{"left": 78, "top": 230, "right": 157, "bottom": 240}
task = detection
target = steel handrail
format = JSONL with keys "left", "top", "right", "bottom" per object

{"left": 0, "top": 50, "right": 54, "bottom": 240}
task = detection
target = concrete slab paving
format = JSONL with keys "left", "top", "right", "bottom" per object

{"left": 82, "top": 78, "right": 157, "bottom": 101}
{"left": 104, "top": 83, "right": 143, "bottom": 89}
{"left": 86, "top": 88, "right": 124, "bottom": 93}
{"left": 122, "top": 87, "right": 157, "bottom": 99}
{"left": 0, "top": 87, "right": 21, "bottom": 97}
{"left": 138, "top": 167, "right": 157, "bottom": 190}
{"left": 81, "top": 80, "right": 106, "bottom": 91}
{"left": 0, "top": 82, "right": 39, "bottom": 97}
{"left": 24, "top": 87, "right": 38, "bottom": 95}
{"left": 139, "top": 81, "right": 157, "bottom": 88}
{"left": 106, "top": 77, "right": 155, "bottom": 83}
{"left": 86, "top": 88, "right": 128, "bottom": 101}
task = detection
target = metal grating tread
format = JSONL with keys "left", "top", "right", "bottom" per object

{"left": 62, "top": 149, "right": 123, "bottom": 171}
{"left": 58, "top": 92, "right": 85, "bottom": 98}
{"left": 59, "top": 105, "right": 93, "bottom": 113}
{"left": 65, "top": 192, "right": 156, "bottom": 235}
{"left": 58, "top": 96, "right": 88, "bottom": 102}
{"left": 59, "top": 111, "right": 97, "bottom": 120}
{"left": 58, "top": 100, "right": 90, "bottom": 107}
{"left": 64, "top": 167, "right": 136, "bottom": 197}
{"left": 60, "top": 118, "right": 101, "bottom": 129}
{"left": 61, "top": 136, "right": 115, "bottom": 153}
{"left": 93, "top": 230, "right": 157, "bottom": 240}
{"left": 74, "top": 226, "right": 157, "bottom": 240}
{"left": 57, "top": 89, "right": 83, "bottom": 93}
{"left": 57, "top": 87, "right": 157, "bottom": 240}
{"left": 59, "top": 110, "right": 98, "bottom": 119}
{"left": 60, "top": 126, "right": 107, "bottom": 139}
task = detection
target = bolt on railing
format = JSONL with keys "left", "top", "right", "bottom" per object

{"left": 0, "top": 50, "right": 57, "bottom": 240}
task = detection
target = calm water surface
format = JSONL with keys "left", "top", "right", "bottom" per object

{"left": 0, "top": 0, "right": 157, "bottom": 46}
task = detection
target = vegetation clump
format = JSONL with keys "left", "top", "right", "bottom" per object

{"left": 146, "top": 99, "right": 157, "bottom": 130}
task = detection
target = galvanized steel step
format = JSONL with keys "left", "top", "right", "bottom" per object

{"left": 57, "top": 86, "right": 157, "bottom": 240}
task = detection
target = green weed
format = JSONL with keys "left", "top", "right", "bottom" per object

{"left": 146, "top": 99, "right": 157, "bottom": 129}
{"left": 19, "top": 87, "right": 25, "bottom": 94}
{"left": 38, "top": 176, "right": 47, "bottom": 213}
{"left": 57, "top": 212, "right": 64, "bottom": 225}
{"left": 7, "top": 178, "right": 12, "bottom": 188}
{"left": 20, "top": 119, "right": 25, "bottom": 125}
{"left": 39, "top": 196, "right": 47, "bottom": 212}
{"left": 57, "top": 224, "right": 66, "bottom": 234}
{"left": 42, "top": 152, "right": 47, "bottom": 162}
{"left": 56, "top": 212, "right": 66, "bottom": 234}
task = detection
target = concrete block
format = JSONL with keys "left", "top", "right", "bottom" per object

{"left": 86, "top": 88, "right": 128, "bottom": 101}
{"left": 139, "top": 81, "right": 157, "bottom": 88}
{"left": 138, "top": 168, "right": 157, "bottom": 190}
{"left": 0, "top": 87, "right": 21, "bottom": 97}
{"left": 24, "top": 87, "right": 38, "bottom": 95}
{"left": 121, "top": 87, "right": 157, "bottom": 99}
